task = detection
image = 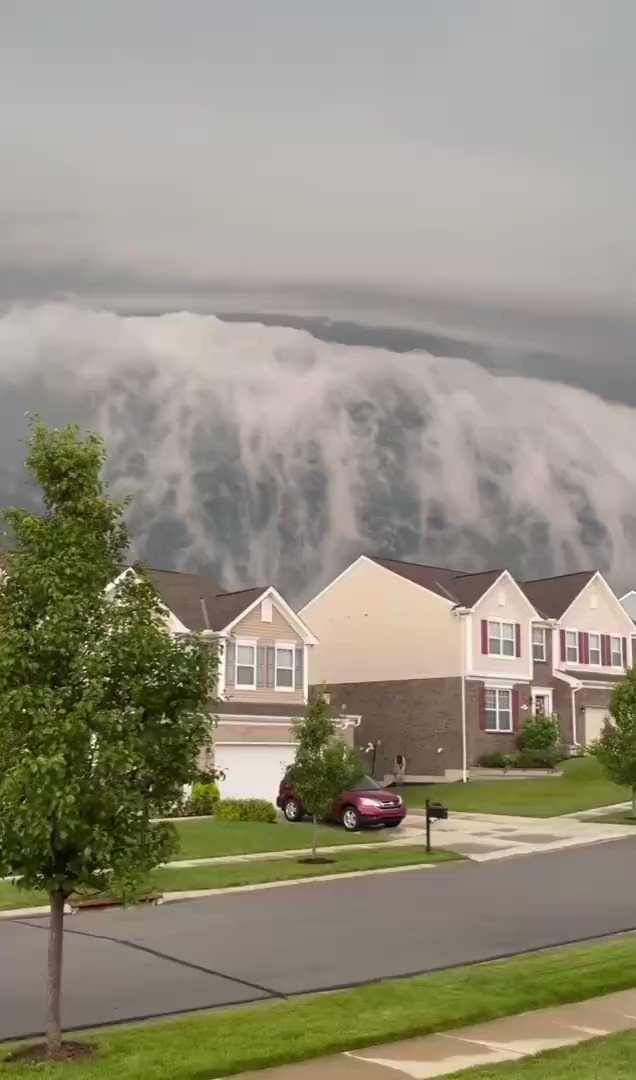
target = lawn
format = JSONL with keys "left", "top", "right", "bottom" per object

{"left": 2, "top": 937, "right": 636, "bottom": 1077}
{"left": 587, "top": 811, "right": 636, "bottom": 826}
{"left": 450, "top": 1031, "right": 636, "bottom": 1079}
{"left": 173, "top": 817, "right": 388, "bottom": 859}
{"left": 0, "top": 846, "right": 458, "bottom": 911}
{"left": 402, "top": 758, "right": 629, "bottom": 817}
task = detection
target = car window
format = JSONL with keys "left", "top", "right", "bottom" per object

{"left": 349, "top": 776, "right": 384, "bottom": 792}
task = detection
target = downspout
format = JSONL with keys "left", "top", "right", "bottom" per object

{"left": 454, "top": 607, "right": 470, "bottom": 783}
{"left": 571, "top": 685, "right": 579, "bottom": 747}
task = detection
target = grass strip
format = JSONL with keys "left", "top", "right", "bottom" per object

{"left": 2, "top": 936, "right": 636, "bottom": 1077}
{"left": 0, "top": 846, "right": 459, "bottom": 911}
{"left": 446, "top": 1030, "right": 636, "bottom": 1078}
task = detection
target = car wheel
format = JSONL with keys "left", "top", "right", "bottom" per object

{"left": 341, "top": 806, "right": 361, "bottom": 831}
{"left": 385, "top": 821, "right": 401, "bottom": 828}
{"left": 284, "top": 798, "right": 304, "bottom": 822}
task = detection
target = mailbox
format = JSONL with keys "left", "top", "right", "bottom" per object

{"left": 424, "top": 798, "right": 449, "bottom": 852}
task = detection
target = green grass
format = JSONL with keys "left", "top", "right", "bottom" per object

{"left": 3, "top": 937, "right": 636, "bottom": 1077}
{"left": 0, "top": 846, "right": 459, "bottom": 911}
{"left": 586, "top": 811, "right": 636, "bottom": 826}
{"left": 173, "top": 817, "right": 387, "bottom": 859}
{"left": 403, "top": 758, "right": 629, "bottom": 817}
{"left": 449, "top": 1031, "right": 636, "bottom": 1078}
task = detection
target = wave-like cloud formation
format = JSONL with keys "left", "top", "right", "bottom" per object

{"left": 0, "top": 304, "right": 634, "bottom": 600}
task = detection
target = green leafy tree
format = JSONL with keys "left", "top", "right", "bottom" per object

{"left": 0, "top": 419, "right": 215, "bottom": 1058}
{"left": 594, "top": 671, "right": 636, "bottom": 818}
{"left": 287, "top": 694, "right": 363, "bottom": 858}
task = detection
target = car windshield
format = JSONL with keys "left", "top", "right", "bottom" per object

{"left": 349, "top": 776, "right": 385, "bottom": 792}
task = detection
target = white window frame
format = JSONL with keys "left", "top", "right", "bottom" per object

{"left": 611, "top": 635, "right": 623, "bottom": 668}
{"left": 531, "top": 626, "right": 546, "bottom": 662}
{"left": 531, "top": 687, "right": 553, "bottom": 716}
{"left": 565, "top": 630, "right": 578, "bottom": 664}
{"left": 235, "top": 639, "right": 257, "bottom": 689}
{"left": 274, "top": 642, "right": 296, "bottom": 692}
{"left": 588, "top": 632, "right": 601, "bottom": 666}
{"left": 487, "top": 620, "right": 516, "bottom": 659}
{"left": 484, "top": 686, "right": 513, "bottom": 732}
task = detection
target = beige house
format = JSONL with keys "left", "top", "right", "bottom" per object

{"left": 114, "top": 566, "right": 356, "bottom": 801}
{"left": 300, "top": 556, "right": 633, "bottom": 781}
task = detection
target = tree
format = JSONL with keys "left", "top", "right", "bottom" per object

{"left": 594, "top": 670, "right": 636, "bottom": 817}
{"left": 287, "top": 693, "right": 363, "bottom": 859}
{"left": 0, "top": 419, "right": 215, "bottom": 1058}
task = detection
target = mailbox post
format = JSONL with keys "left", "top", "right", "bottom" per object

{"left": 425, "top": 799, "right": 448, "bottom": 853}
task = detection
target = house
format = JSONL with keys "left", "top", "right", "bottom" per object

{"left": 299, "top": 556, "right": 633, "bottom": 783}
{"left": 114, "top": 566, "right": 351, "bottom": 801}
{"left": 620, "top": 590, "right": 636, "bottom": 623}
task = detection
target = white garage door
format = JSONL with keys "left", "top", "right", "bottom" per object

{"left": 215, "top": 745, "right": 297, "bottom": 801}
{"left": 584, "top": 707, "right": 610, "bottom": 744}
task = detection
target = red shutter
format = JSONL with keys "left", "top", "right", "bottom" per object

{"left": 479, "top": 686, "right": 486, "bottom": 729}
{"left": 481, "top": 620, "right": 488, "bottom": 655}
{"left": 515, "top": 624, "right": 521, "bottom": 658}
{"left": 560, "top": 629, "right": 566, "bottom": 663}
{"left": 602, "top": 634, "right": 611, "bottom": 666}
{"left": 584, "top": 632, "right": 590, "bottom": 665}
{"left": 578, "top": 632, "right": 589, "bottom": 666}
{"left": 622, "top": 637, "right": 628, "bottom": 668}
{"left": 512, "top": 689, "right": 521, "bottom": 730}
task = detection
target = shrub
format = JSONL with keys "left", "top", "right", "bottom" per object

{"left": 189, "top": 782, "right": 220, "bottom": 816}
{"left": 517, "top": 715, "right": 560, "bottom": 754}
{"left": 215, "top": 798, "right": 277, "bottom": 823}
{"left": 478, "top": 752, "right": 509, "bottom": 769}
{"left": 512, "top": 748, "right": 559, "bottom": 770}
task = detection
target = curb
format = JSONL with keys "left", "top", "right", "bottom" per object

{"left": 0, "top": 860, "right": 446, "bottom": 920}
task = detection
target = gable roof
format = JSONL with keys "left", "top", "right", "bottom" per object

{"left": 447, "top": 569, "right": 506, "bottom": 607}
{"left": 142, "top": 567, "right": 267, "bottom": 632}
{"left": 520, "top": 571, "right": 596, "bottom": 619}
{"left": 368, "top": 557, "right": 468, "bottom": 601}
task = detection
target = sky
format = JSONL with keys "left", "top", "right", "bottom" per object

{"left": 1, "top": 0, "right": 635, "bottom": 364}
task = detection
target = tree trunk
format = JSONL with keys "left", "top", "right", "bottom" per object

{"left": 312, "top": 814, "right": 318, "bottom": 859}
{"left": 46, "top": 890, "right": 66, "bottom": 1056}
{"left": 631, "top": 788, "right": 636, "bottom": 819}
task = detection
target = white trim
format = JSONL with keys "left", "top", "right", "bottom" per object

{"left": 215, "top": 740, "right": 298, "bottom": 747}
{"left": 107, "top": 566, "right": 191, "bottom": 635}
{"left": 299, "top": 555, "right": 456, "bottom": 616}
{"left": 216, "top": 714, "right": 361, "bottom": 726}
{"left": 473, "top": 569, "right": 541, "bottom": 618}
{"left": 531, "top": 686, "right": 553, "bottom": 715}
{"left": 483, "top": 685, "right": 514, "bottom": 733}
{"left": 560, "top": 571, "right": 635, "bottom": 634}
{"left": 274, "top": 641, "right": 296, "bottom": 692}
{"left": 469, "top": 670, "right": 531, "bottom": 683}
{"left": 235, "top": 638, "right": 257, "bottom": 689}
{"left": 303, "top": 644, "right": 309, "bottom": 704}
{"left": 554, "top": 669, "right": 580, "bottom": 689}
{"left": 620, "top": 590, "right": 636, "bottom": 602}
{"left": 485, "top": 618, "right": 517, "bottom": 660}
{"left": 217, "top": 634, "right": 227, "bottom": 695}
{"left": 531, "top": 625, "right": 547, "bottom": 663}
{"left": 224, "top": 586, "right": 319, "bottom": 644}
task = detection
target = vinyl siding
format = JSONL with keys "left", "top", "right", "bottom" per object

{"left": 469, "top": 575, "right": 533, "bottom": 680}
{"left": 225, "top": 599, "right": 305, "bottom": 705}
{"left": 301, "top": 558, "right": 461, "bottom": 684}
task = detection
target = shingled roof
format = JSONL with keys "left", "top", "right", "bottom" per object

{"left": 520, "top": 571, "right": 596, "bottom": 619}
{"left": 143, "top": 568, "right": 267, "bottom": 632}
{"left": 369, "top": 557, "right": 506, "bottom": 607}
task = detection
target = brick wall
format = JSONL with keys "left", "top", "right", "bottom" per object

{"left": 466, "top": 680, "right": 531, "bottom": 763}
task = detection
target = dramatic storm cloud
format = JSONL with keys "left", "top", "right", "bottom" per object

{"left": 1, "top": 305, "right": 635, "bottom": 600}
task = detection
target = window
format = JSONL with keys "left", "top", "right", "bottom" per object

{"left": 275, "top": 645, "right": 295, "bottom": 689}
{"left": 589, "top": 633, "right": 601, "bottom": 665}
{"left": 532, "top": 690, "right": 553, "bottom": 716}
{"left": 488, "top": 621, "right": 515, "bottom": 657}
{"left": 532, "top": 627, "right": 546, "bottom": 662}
{"left": 484, "top": 688, "right": 512, "bottom": 732}
{"left": 611, "top": 636, "right": 623, "bottom": 667}
{"left": 566, "top": 631, "right": 578, "bottom": 664}
{"left": 236, "top": 643, "right": 256, "bottom": 687}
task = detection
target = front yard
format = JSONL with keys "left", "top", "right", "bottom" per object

{"left": 454, "top": 1031, "right": 636, "bottom": 1079}
{"left": 172, "top": 818, "right": 388, "bottom": 860}
{"left": 402, "top": 758, "right": 628, "bottom": 817}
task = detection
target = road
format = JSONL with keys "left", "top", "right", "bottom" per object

{"left": 2, "top": 837, "right": 636, "bottom": 1041}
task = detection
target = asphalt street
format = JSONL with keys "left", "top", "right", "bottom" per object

{"left": 2, "top": 837, "right": 636, "bottom": 1041}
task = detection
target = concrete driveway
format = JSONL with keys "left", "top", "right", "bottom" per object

{"left": 2, "top": 837, "right": 636, "bottom": 1042}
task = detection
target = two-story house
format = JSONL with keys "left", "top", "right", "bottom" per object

{"left": 299, "top": 556, "right": 633, "bottom": 782}
{"left": 115, "top": 566, "right": 331, "bottom": 800}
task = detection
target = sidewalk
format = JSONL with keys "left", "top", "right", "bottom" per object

{"left": 230, "top": 988, "right": 636, "bottom": 1079}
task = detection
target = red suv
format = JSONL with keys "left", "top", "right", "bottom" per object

{"left": 277, "top": 773, "right": 406, "bottom": 831}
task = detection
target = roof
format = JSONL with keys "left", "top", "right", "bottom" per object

{"left": 369, "top": 557, "right": 469, "bottom": 601}
{"left": 520, "top": 571, "right": 596, "bottom": 619}
{"left": 563, "top": 670, "right": 623, "bottom": 684}
{"left": 143, "top": 568, "right": 267, "bottom": 632}
{"left": 369, "top": 557, "right": 504, "bottom": 607}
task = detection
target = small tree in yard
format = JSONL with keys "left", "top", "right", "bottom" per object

{"left": 594, "top": 670, "right": 636, "bottom": 818}
{"left": 287, "top": 694, "right": 363, "bottom": 860}
{"left": 0, "top": 419, "right": 215, "bottom": 1059}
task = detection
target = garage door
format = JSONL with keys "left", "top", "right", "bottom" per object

{"left": 584, "top": 707, "right": 610, "bottom": 745}
{"left": 215, "top": 745, "right": 297, "bottom": 802}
